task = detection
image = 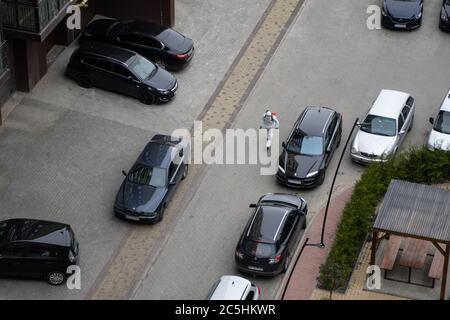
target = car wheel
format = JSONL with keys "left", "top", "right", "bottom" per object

{"left": 302, "top": 218, "right": 307, "bottom": 229}
{"left": 47, "top": 271, "right": 66, "bottom": 286}
{"left": 181, "top": 164, "right": 188, "bottom": 180}
{"left": 77, "top": 75, "right": 93, "bottom": 88}
{"left": 282, "top": 254, "right": 290, "bottom": 273}
{"left": 319, "top": 172, "right": 326, "bottom": 185}
{"left": 409, "top": 116, "right": 414, "bottom": 132}
{"left": 140, "top": 92, "right": 155, "bottom": 105}
{"left": 156, "top": 204, "right": 165, "bottom": 222}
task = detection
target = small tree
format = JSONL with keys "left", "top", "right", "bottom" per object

{"left": 317, "top": 259, "right": 346, "bottom": 300}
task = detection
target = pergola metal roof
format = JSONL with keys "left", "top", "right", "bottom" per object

{"left": 374, "top": 180, "right": 450, "bottom": 244}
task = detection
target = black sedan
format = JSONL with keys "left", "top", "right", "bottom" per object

{"left": 440, "top": 0, "right": 450, "bottom": 31}
{"left": 235, "top": 194, "right": 307, "bottom": 277}
{"left": 80, "top": 18, "right": 194, "bottom": 70}
{"left": 277, "top": 107, "right": 342, "bottom": 189}
{"left": 114, "top": 135, "right": 189, "bottom": 223}
{"left": 381, "top": 0, "right": 423, "bottom": 30}
{"left": 66, "top": 42, "right": 178, "bottom": 105}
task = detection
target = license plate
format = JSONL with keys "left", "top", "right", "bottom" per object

{"left": 248, "top": 266, "right": 263, "bottom": 271}
{"left": 395, "top": 24, "right": 406, "bottom": 28}
{"left": 126, "top": 215, "right": 140, "bottom": 221}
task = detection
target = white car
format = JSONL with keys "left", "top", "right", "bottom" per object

{"left": 207, "top": 275, "right": 260, "bottom": 300}
{"left": 351, "top": 89, "right": 415, "bottom": 164}
{"left": 427, "top": 89, "right": 450, "bottom": 151}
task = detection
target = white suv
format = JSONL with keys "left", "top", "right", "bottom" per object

{"left": 427, "top": 89, "right": 450, "bottom": 151}
{"left": 207, "top": 276, "right": 260, "bottom": 300}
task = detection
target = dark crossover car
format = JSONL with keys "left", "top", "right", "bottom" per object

{"left": 66, "top": 42, "right": 178, "bottom": 105}
{"left": 277, "top": 107, "right": 342, "bottom": 188}
{"left": 114, "top": 134, "right": 189, "bottom": 223}
{"left": 0, "top": 219, "right": 79, "bottom": 285}
{"left": 235, "top": 194, "right": 307, "bottom": 277}
{"left": 80, "top": 18, "right": 194, "bottom": 70}
{"left": 382, "top": 0, "right": 423, "bottom": 30}
{"left": 440, "top": 0, "right": 450, "bottom": 31}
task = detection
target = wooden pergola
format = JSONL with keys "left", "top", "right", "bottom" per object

{"left": 371, "top": 180, "right": 450, "bottom": 300}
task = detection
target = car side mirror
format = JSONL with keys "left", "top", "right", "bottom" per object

{"left": 249, "top": 204, "right": 257, "bottom": 208}
{"left": 282, "top": 142, "right": 286, "bottom": 148}
{"left": 399, "top": 129, "right": 406, "bottom": 135}
{"left": 179, "top": 149, "right": 184, "bottom": 157}
{"left": 170, "top": 180, "right": 177, "bottom": 186}
{"left": 429, "top": 117, "right": 434, "bottom": 125}
{"left": 122, "top": 170, "right": 127, "bottom": 176}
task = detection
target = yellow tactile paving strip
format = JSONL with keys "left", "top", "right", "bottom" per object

{"left": 311, "top": 242, "right": 407, "bottom": 300}
{"left": 87, "top": 0, "right": 306, "bottom": 300}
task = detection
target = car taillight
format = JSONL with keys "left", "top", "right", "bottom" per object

{"left": 175, "top": 53, "right": 188, "bottom": 59}
{"left": 268, "top": 254, "right": 282, "bottom": 264}
{"left": 235, "top": 250, "right": 244, "bottom": 259}
{"left": 257, "top": 287, "right": 261, "bottom": 296}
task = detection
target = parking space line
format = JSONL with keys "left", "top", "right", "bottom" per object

{"left": 87, "top": 0, "right": 306, "bottom": 300}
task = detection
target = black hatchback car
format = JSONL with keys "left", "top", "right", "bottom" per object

{"left": 114, "top": 134, "right": 189, "bottom": 223}
{"left": 66, "top": 42, "right": 178, "bottom": 105}
{"left": 381, "top": 0, "right": 423, "bottom": 30}
{"left": 277, "top": 107, "right": 342, "bottom": 188}
{"left": 0, "top": 219, "right": 79, "bottom": 285}
{"left": 80, "top": 18, "right": 194, "bottom": 70}
{"left": 440, "top": 0, "right": 450, "bottom": 31}
{"left": 235, "top": 194, "right": 307, "bottom": 277}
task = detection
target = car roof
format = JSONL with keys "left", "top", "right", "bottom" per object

{"left": 127, "top": 20, "right": 169, "bottom": 37}
{"left": 0, "top": 219, "right": 71, "bottom": 247}
{"left": 439, "top": 88, "right": 450, "bottom": 112}
{"left": 209, "top": 276, "right": 252, "bottom": 300}
{"left": 78, "top": 42, "right": 137, "bottom": 66}
{"left": 370, "top": 89, "right": 410, "bottom": 119}
{"left": 247, "top": 205, "right": 290, "bottom": 243}
{"left": 137, "top": 135, "right": 182, "bottom": 168}
{"left": 297, "top": 106, "right": 335, "bottom": 136}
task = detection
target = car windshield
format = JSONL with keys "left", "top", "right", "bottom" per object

{"left": 130, "top": 56, "right": 156, "bottom": 79}
{"left": 127, "top": 165, "right": 166, "bottom": 188}
{"left": 286, "top": 131, "right": 323, "bottom": 156}
{"left": 360, "top": 115, "right": 396, "bottom": 137}
{"left": 244, "top": 241, "right": 277, "bottom": 258}
{"left": 434, "top": 111, "right": 450, "bottom": 135}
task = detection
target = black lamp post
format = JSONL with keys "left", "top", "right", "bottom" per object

{"left": 307, "top": 118, "right": 360, "bottom": 248}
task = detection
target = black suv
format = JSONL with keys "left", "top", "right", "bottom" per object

{"left": 277, "top": 106, "right": 342, "bottom": 188}
{"left": 66, "top": 42, "right": 178, "bottom": 105}
{"left": 0, "top": 219, "right": 79, "bottom": 285}
{"left": 114, "top": 134, "right": 189, "bottom": 223}
{"left": 80, "top": 18, "right": 195, "bottom": 70}
{"left": 235, "top": 194, "right": 307, "bottom": 277}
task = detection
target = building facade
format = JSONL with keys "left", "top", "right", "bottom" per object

{"left": 0, "top": 0, "right": 174, "bottom": 122}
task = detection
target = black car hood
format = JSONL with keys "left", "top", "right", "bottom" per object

{"left": 445, "top": 4, "right": 450, "bottom": 18}
{"left": 116, "top": 180, "right": 166, "bottom": 213}
{"left": 144, "top": 67, "right": 176, "bottom": 90}
{"left": 85, "top": 19, "right": 118, "bottom": 37}
{"left": 385, "top": 0, "right": 422, "bottom": 18}
{"left": 282, "top": 151, "right": 322, "bottom": 179}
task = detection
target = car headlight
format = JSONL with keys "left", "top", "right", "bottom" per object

{"left": 382, "top": 8, "right": 388, "bottom": 17}
{"left": 156, "top": 88, "right": 170, "bottom": 94}
{"left": 442, "top": 10, "right": 448, "bottom": 21}
{"left": 416, "top": 11, "right": 422, "bottom": 19}
{"left": 351, "top": 147, "right": 358, "bottom": 154}
{"left": 235, "top": 250, "right": 244, "bottom": 259}
{"left": 306, "top": 171, "right": 319, "bottom": 178}
{"left": 278, "top": 165, "right": 285, "bottom": 174}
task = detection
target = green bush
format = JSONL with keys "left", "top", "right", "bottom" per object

{"left": 317, "top": 147, "right": 450, "bottom": 291}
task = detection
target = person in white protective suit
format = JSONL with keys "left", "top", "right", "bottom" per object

{"left": 260, "top": 110, "right": 279, "bottom": 149}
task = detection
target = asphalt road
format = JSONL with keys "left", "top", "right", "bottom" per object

{"left": 0, "top": 0, "right": 449, "bottom": 300}
{"left": 132, "top": 0, "right": 450, "bottom": 299}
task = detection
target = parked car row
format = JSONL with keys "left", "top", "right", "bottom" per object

{"left": 381, "top": 0, "right": 450, "bottom": 31}
{"left": 66, "top": 18, "right": 195, "bottom": 105}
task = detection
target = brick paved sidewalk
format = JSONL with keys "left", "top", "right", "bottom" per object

{"left": 282, "top": 187, "right": 354, "bottom": 300}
